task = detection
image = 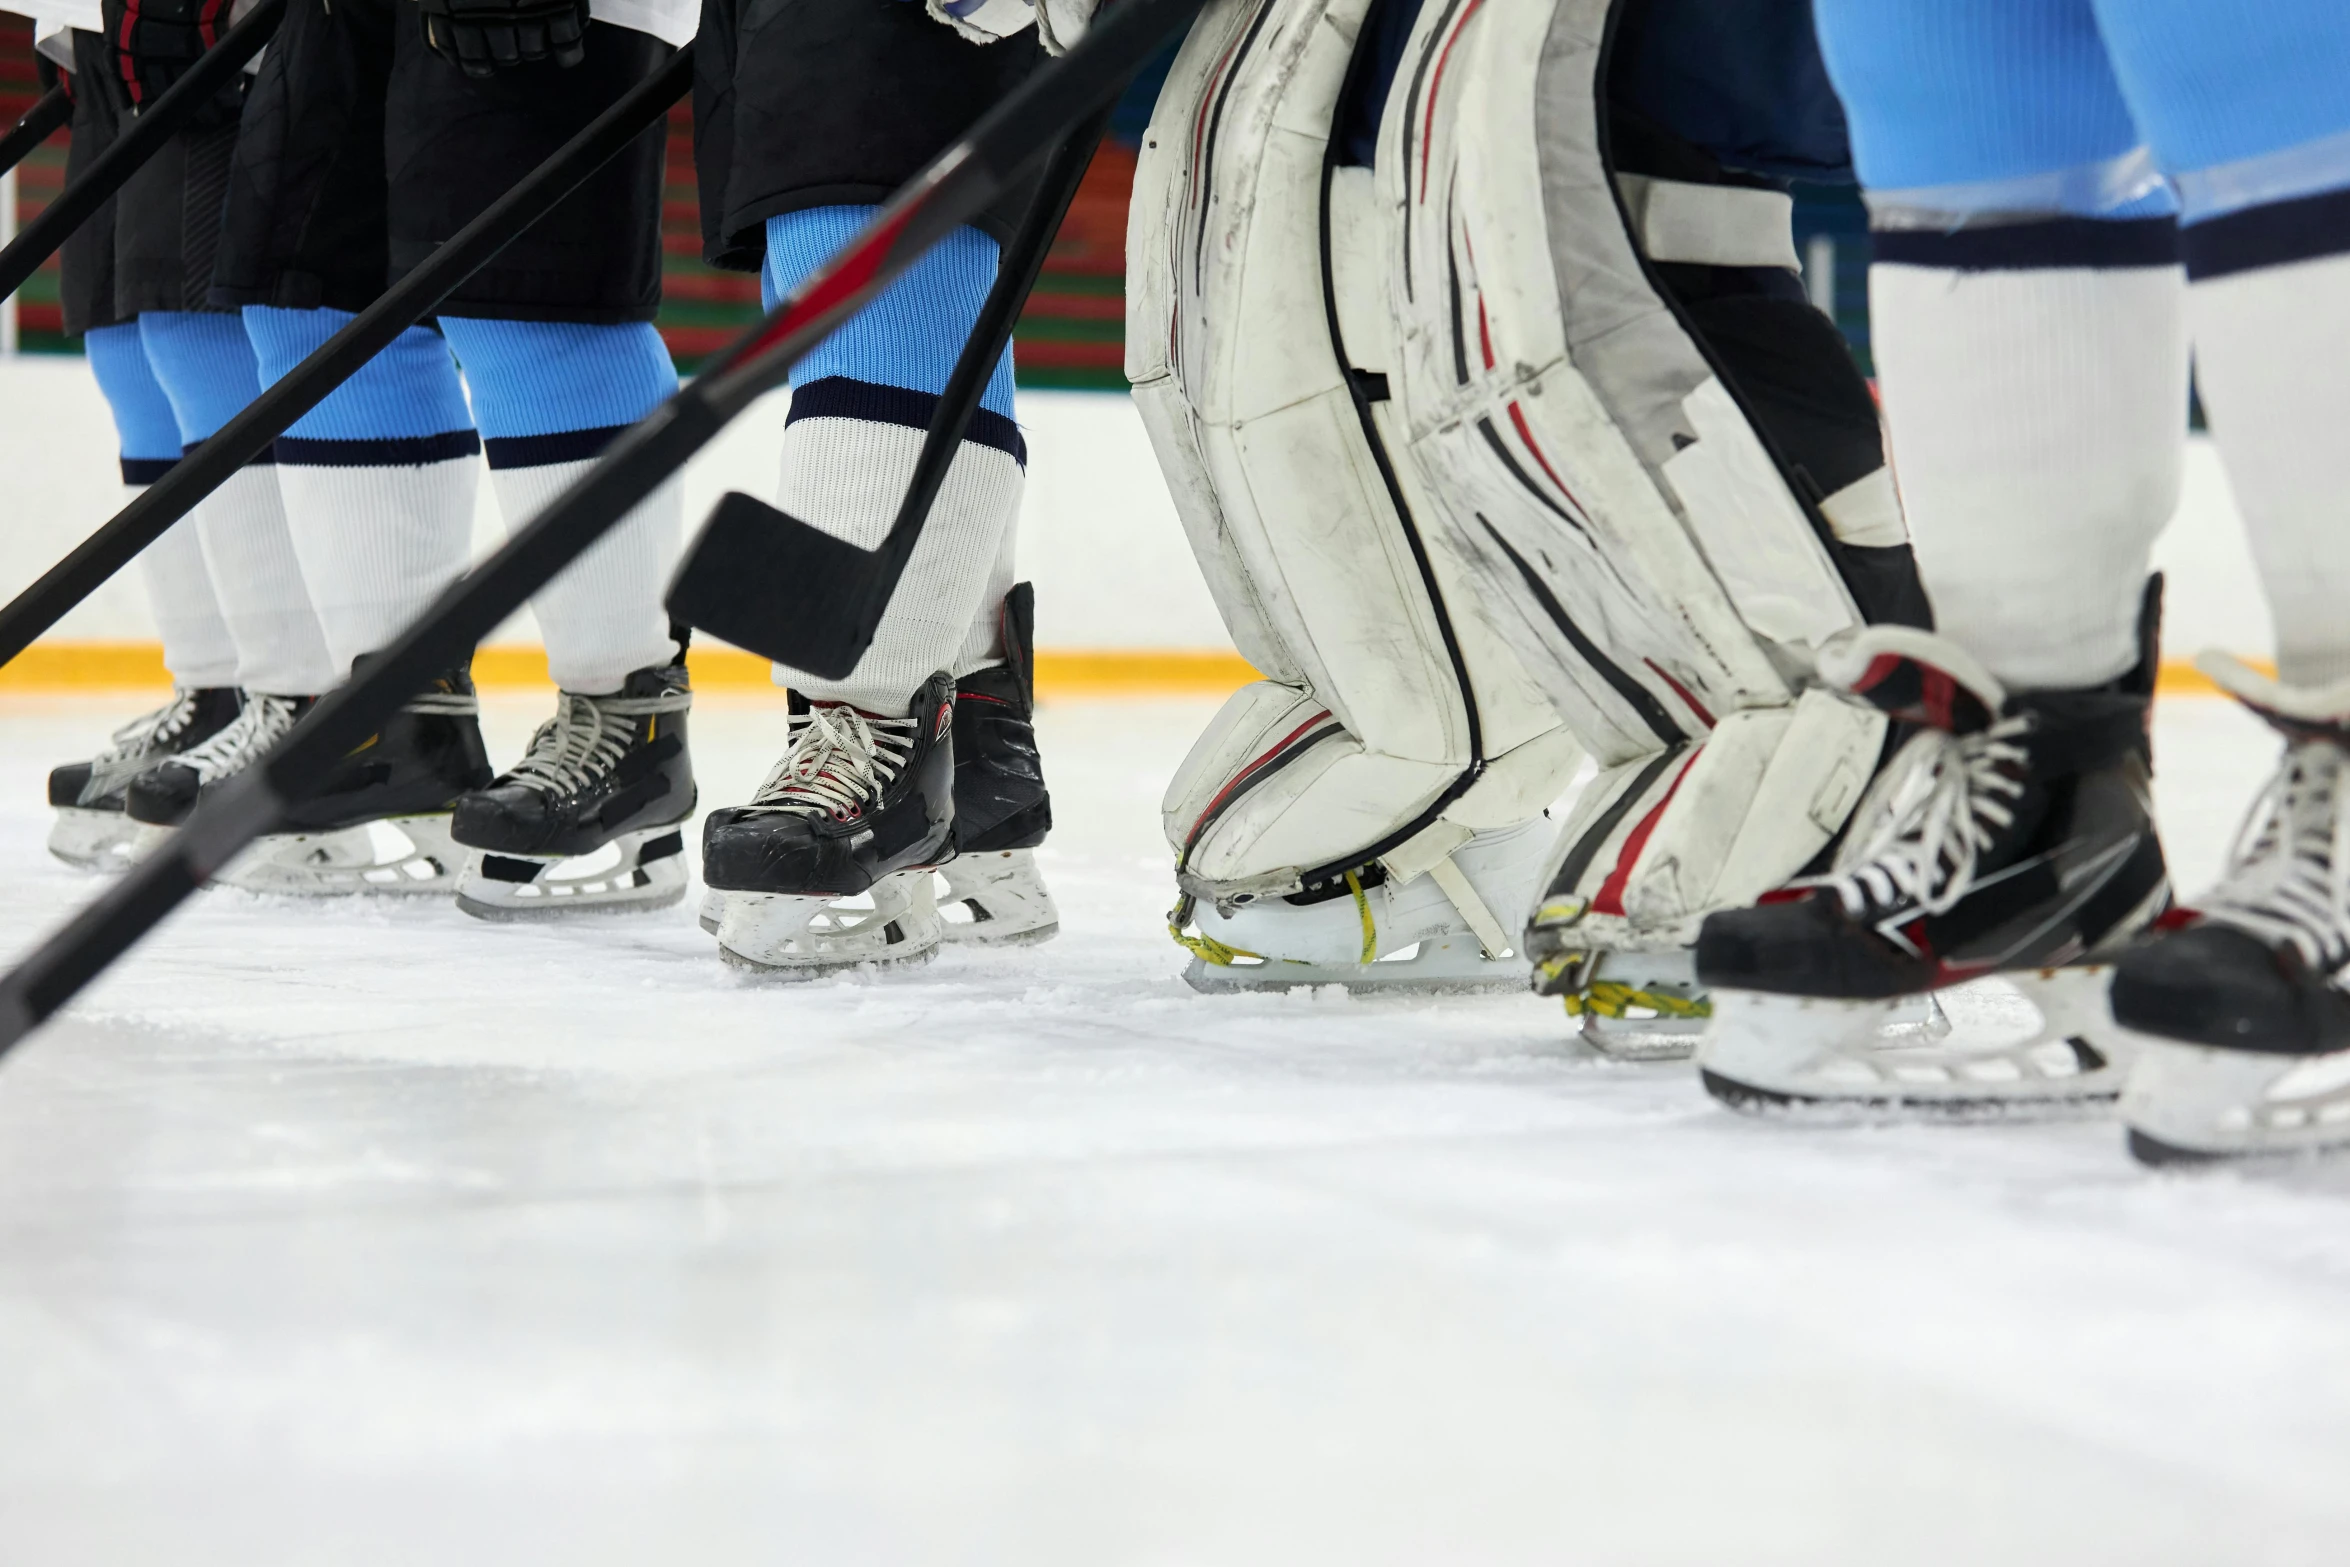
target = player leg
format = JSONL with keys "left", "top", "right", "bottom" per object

{"left": 171, "top": 0, "right": 493, "bottom": 895}
{"left": 2046, "top": 3, "right": 2350, "bottom": 1161}
{"left": 1693, "top": 0, "right": 2179, "bottom": 1116}
{"left": 419, "top": 17, "right": 696, "bottom": 920}
{"left": 689, "top": 0, "right": 1053, "bottom": 976}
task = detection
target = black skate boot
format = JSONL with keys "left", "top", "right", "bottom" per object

{"left": 451, "top": 662, "right": 695, "bottom": 920}
{"left": 2116, "top": 657, "right": 2350, "bottom": 1164}
{"left": 48, "top": 685, "right": 241, "bottom": 870}
{"left": 130, "top": 661, "right": 493, "bottom": 895}
{"left": 702, "top": 670, "right": 957, "bottom": 976}
{"left": 1694, "top": 626, "right": 2170, "bottom": 1118}
{"left": 939, "top": 584, "right": 1058, "bottom": 946}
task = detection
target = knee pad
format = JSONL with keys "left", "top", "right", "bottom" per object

{"left": 1130, "top": 0, "right": 1581, "bottom": 912}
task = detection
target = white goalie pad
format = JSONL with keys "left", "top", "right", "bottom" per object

{"left": 1129, "top": 0, "right": 1581, "bottom": 914}
{"left": 1375, "top": 0, "right": 1863, "bottom": 767}
{"left": 1526, "top": 686, "right": 1886, "bottom": 959}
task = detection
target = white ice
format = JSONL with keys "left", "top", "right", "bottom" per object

{"left": 2, "top": 691, "right": 2348, "bottom": 1565}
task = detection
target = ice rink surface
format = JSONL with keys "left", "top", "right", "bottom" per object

{"left": 3, "top": 690, "right": 2349, "bottom": 1564}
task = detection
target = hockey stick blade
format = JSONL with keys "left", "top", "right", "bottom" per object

{"left": 0, "top": 48, "right": 692, "bottom": 671}
{"left": 0, "top": 0, "right": 284, "bottom": 303}
{"left": 666, "top": 112, "right": 1110, "bottom": 678}
{"left": 0, "top": 0, "right": 1206, "bottom": 1055}
{"left": 0, "top": 85, "right": 70, "bottom": 182}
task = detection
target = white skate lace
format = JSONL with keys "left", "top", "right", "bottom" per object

{"left": 171, "top": 693, "right": 301, "bottom": 785}
{"left": 503, "top": 687, "right": 683, "bottom": 798}
{"left": 2198, "top": 740, "right": 2350, "bottom": 972}
{"left": 82, "top": 687, "right": 213, "bottom": 794}
{"left": 1821, "top": 716, "right": 2031, "bottom": 919}
{"left": 744, "top": 704, "right": 917, "bottom": 822}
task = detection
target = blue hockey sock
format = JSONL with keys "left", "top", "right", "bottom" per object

{"left": 85, "top": 322, "right": 183, "bottom": 483}
{"left": 754, "top": 209, "right": 1024, "bottom": 713}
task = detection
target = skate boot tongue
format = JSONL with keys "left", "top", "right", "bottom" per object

{"left": 1819, "top": 626, "right": 2006, "bottom": 734}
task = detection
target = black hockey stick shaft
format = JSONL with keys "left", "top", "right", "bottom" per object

{"left": 0, "top": 0, "right": 283, "bottom": 302}
{"left": 0, "top": 0, "right": 1205, "bottom": 1053}
{"left": 0, "top": 85, "right": 71, "bottom": 181}
{"left": 0, "top": 45, "right": 692, "bottom": 671}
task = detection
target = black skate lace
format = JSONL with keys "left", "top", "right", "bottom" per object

{"left": 172, "top": 693, "right": 300, "bottom": 784}
{"left": 744, "top": 704, "right": 917, "bottom": 821}
{"left": 2199, "top": 740, "right": 2350, "bottom": 972}
{"left": 1820, "top": 716, "right": 2031, "bottom": 919}
{"left": 504, "top": 687, "right": 682, "bottom": 798}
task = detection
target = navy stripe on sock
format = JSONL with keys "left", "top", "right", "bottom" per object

{"left": 785, "top": 376, "right": 1026, "bottom": 467}
{"left": 2184, "top": 186, "right": 2350, "bottom": 282}
{"left": 1871, "top": 217, "right": 2180, "bottom": 272}
{"left": 121, "top": 456, "right": 179, "bottom": 484}
{"left": 481, "top": 424, "right": 629, "bottom": 470}
{"left": 182, "top": 436, "right": 274, "bottom": 468}
{"left": 273, "top": 431, "right": 482, "bottom": 468}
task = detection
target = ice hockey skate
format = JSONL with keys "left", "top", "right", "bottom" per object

{"left": 1693, "top": 627, "right": 2169, "bottom": 1118}
{"left": 703, "top": 672, "right": 956, "bottom": 978}
{"left": 450, "top": 663, "right": 695, "bottom": 920}
{"left": 126, "top": 664, "right": 493, "bottom": 896}
{"left": 698, "top": 644, "right": 1060, "bottom": 947}
{"left": 2113, "top": 656, "right": 2350, "bottom": 1163}
{"left": 933, "top": 634, "right": 1058, "bottom": 946}
{"left": 46, "top": 686, "right": 242, "bottom": 871}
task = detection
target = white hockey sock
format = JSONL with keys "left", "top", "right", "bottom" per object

{"left": 485, "top": 457, "right": 682, "bottom": 693}
{"left": 133, "top": 490, "right": 240, "bottom": 689}
{"left": 768, "top": 384, "right": 1024, "bottom": 716}
{"left": 274, "top": 449, "right": 479, "bottom": 679}
{"left": 193, "top": 462, "right": 337, "bottom": 695}
{"left": 1870, "top": 242, "right": 2187, "bottom": 690}
{"left": 2190, "top": 250, "right": 2350, "bottom": 687}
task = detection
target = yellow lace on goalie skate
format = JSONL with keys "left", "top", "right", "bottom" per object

{"left": 745, "top": 704, "right": 918, "bottom": 822}
{"left": 1165, "top": 872, "right": 1377, "bottom": 967}
{"left": 2199, "top": 741, "right": 2350, "bottom": 969}
{"left": 1825, "top": 716, "right": 2030, "bottom": 919}
{"left": 1562, "top": 980, "right": 1711, "bottom": 1023}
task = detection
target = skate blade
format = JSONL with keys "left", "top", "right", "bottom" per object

{"left": 455, "top": 827, "right": 690, "bottom": 921}
{"left": 1183, "top": 934, "right": 1530, "bottom": 996}
{"left": 47, "top": 808, "right": 141, "bottom": 873}
{"left": 714, "top": 873, "right": 943, "bottom": 979}
{"left": 1698, "top": 972, "right": 2131, "bottom": 1122}
{"left": 2120, "top": 1036, "right": 2350, "bottom": 1164}
{"left": 215, "top": 814, "right": 463, "bottom": 897}
{"left": 935, "top": 849, "right": 1061, "bottom": 948}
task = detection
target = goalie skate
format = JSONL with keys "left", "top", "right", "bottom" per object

{"left": 453, "top": 663, "right": 696, "bottom": 920}
{"left": 1174, "top": 814, "right": 1550, "bottom": 995}
{"left": 2113, "top": 655, "right": 2350, "bottom": 1165}
{"left": 1694, "top": 626, "right": 2167, "bottom": 1119}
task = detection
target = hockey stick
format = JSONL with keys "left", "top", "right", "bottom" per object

{"left": 0, "top": 84, "right": 71, "bottom": 181}
{"left": 0, "top": 46, "right": 693, "bottom": 671}
{"left": 0, "top": 0, "right": 1205, "bottom": 1053}
{"left": 0, "top": 0, "right": 284, "bottom": 303}
{"left": 666, "top": 108, "right": 1113, "bottom": 676}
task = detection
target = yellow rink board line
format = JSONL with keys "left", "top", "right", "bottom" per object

{"left": 0, "top": 641, "right": 2262, "bottom": 699}
{"left": 0, "top": 642, "right": 1266, "bottom": 698}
